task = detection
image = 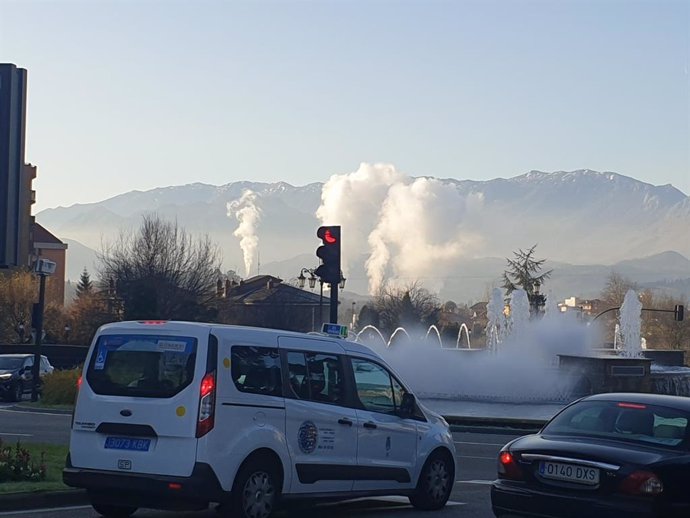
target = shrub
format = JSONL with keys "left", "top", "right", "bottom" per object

{"left": 41, "top": 367, "right": 81, "bottom": 405}
{"left": 0, "top": 439, "right": 46, "bottom": 482}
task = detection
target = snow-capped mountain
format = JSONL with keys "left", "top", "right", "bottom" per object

{"left": 37, "top": 169, "right": 689, "bottom": 299}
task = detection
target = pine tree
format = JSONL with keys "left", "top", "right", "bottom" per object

{"left": 502, "top": 245, "right": 552, "bottom": 312}
{"left": 76, "top": 268, "right": 94, "bottom": 298}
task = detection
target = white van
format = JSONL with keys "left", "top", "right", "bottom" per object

{"left": 64, "top": 321, "right": 457, "bottom": 518}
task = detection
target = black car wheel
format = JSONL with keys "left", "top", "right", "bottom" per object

{"left": 91, "top": 503, "right": 137, "bottom": 517}
{"left": 227, "top": 456, "right": 281, "bottom": 518}
{"left": 409, "top": 450, "right": 454, "bottom": 510}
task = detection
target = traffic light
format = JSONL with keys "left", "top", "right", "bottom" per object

{"left": 315, "top": 226, "right": 341, "bottom": 284}
{"left": 675, "top": 304, "right": 684, "bottom": 322}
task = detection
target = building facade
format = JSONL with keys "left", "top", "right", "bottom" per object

{"left": 1, "top": 63, "right": 68, "bottom": 305}
{"left": 0, "top": 63, "right": 29, "bottom": 269}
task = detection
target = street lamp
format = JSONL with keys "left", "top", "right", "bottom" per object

{"left": 297, "top": 267, "right": 321, "bottom": 328}
{"left": 32, "top": 258, "right": 56, "bottom": 402}
{"left": 18, "top": 322, "right": 25, "bottom": 343}
{"left": 297, "top": 268, "right": 317, "bottom": 289}
{"left": 64, "top": 324, "right": 71, "bottom": 344}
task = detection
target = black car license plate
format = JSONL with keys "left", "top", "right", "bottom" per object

{"left": 104, "top": 436, "right": 151, "bottom": 452}
{"left": 539, "top": 461, "right": 599, "bottom": 485}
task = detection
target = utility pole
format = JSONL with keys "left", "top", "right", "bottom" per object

{"left": 32, "top": 259, "right": 56, "bottom": 402}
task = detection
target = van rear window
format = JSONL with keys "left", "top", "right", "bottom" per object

{"left": 86, "top": 334, "right": 198, "bottom": 398}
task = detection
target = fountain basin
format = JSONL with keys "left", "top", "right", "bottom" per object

{"left": 558, "top": 354, "right": 653, "bottom": 395}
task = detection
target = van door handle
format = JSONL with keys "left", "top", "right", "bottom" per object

{"left": 363, "top": 422, "right": 377, "bottom": 430}
{"left": 337, "top": 418, "right": 353, "bottom": 426}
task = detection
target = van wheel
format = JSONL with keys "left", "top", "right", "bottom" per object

{"left": 409, "top": 450, "right": 454, "bottom": 510}
{"left": 91, "top": 503, "right": 137, "bottom": 517}
{"left": 228, "top": 458, "right": 280, "bottom": 518}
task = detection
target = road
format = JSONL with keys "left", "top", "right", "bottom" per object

{"left": 0, "top": 401, "right": 72, "bottom": 445}
{"left": 0, "top": 402, "right": 522, "bottom": 518}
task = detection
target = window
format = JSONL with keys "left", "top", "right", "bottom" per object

{"left": 232, "top": 346, "right": 282, "bottom": 396}
{"left": 543, "top": 401, "right": 690, "bottom": 449}
{"left": 86, "top": 334, "right": 197, "bottom": 398}
{"left": 287, "top": 352, "right": 343, "bottom": 404}
{"left": 351, "top": 359, "right": 396, "bottom": 414}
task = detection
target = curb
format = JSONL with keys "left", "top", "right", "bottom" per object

{"left": 0, "top": 489, "right": 88, "bottom": 512}
{"left": 443, "top": 415, "right": 547, "bottom": 434}
{"left": 10, "top": 403, "right": 73, "bottom": 415}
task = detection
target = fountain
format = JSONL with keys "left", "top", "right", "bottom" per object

{"left": 619, "top": 289, "right": 643, "bottom": 358}
{"left": 455, "top": 323, "right": 471, "bottom": 349}
{"left": 353, "top": 287, "right": 689, "bottom": 407}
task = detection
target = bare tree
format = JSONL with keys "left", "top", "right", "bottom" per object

{"left": 600, "top": 271, "right": 639, "bottom": 309}
{"left": 373, "top": 282, "right": 440, "bottom": 336}
{"left": 0, "top": 270, "right": 35, "bottom": 343}
{"left": 639, "top": 293, "right": 689, "bottom": 351}
{"left": 97, "top": 214, "right": 222, "bottom": 321}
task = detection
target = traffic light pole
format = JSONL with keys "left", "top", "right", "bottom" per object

{"left": 329, "top": 282, "right": 338, "bottom": 324}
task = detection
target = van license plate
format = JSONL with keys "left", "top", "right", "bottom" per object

{"left": 104, "top": 437, "right": 151, "bottom": 452}
{"left": 539, "top": 461, "right": 599, "bottom": 485}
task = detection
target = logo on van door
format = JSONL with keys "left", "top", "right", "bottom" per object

{"left": 298, "top": 421, "right": 318, "bottom": 454}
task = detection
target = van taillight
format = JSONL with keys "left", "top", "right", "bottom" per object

{"left": 71, "top": 375, "right": 83, "bottom": 428}
{"left": 196, "top": 371, "right": 216, "bottom": 437}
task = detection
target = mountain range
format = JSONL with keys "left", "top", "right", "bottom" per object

{"left": 38, "top": 168, "right": 690, "bottom": 303}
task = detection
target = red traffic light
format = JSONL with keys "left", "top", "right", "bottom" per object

{"left": 323, "top": 229, "right": 337, "bottom": 244}
{"left": 317, "top": 226, "right": 339, "bottom": 244}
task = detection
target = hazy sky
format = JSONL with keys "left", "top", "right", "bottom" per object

{"left": 1, "top": 0, "right": 688, "bottom": 211}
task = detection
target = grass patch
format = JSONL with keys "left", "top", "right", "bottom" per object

{"left": 0, "top": 443, "right": 70, "bottom": 495}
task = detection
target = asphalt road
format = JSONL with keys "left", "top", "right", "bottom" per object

{"left": 0, "top": 401, "right": 72, "bottom": 445}
{"left": 0, "top": 401, "right": 522, "bottom": 518}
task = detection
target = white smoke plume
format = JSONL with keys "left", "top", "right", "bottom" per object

{"left": 227, "top": 190, "right": 262, "bottom": 277}
{"left": 317, "top": 162, "right": 485, "bottom": 295}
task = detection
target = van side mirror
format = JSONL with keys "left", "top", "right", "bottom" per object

{"left": 399, "top": 393, "right": 416, "bottom": 418}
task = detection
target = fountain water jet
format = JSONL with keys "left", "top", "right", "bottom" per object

{"left": 424, "top": 325, "right": 443, "bottom": 347}
{"left": 619, "top": 289, "right": 643, "bottom": 358}
{"left": 387, "top": 327, "right": 411, "bottom": 347}
{"left": 455, "top": 323, "right": 472, "bottom": 349}
{"left": 354, "top": 325, "right": 387, "bottom": 348}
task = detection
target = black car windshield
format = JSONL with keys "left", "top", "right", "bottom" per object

{"left": 543, "top": 400, "right": 690, "bottom": 449}
{"left": 0, "top": 357, "right": 24, "bottom": 370}
{"left": 86, "top": 334, "right": 198, "bottom": 398}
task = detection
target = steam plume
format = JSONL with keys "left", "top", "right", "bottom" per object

{"left": 227, "top": 190, "right": 262, "bottom": 277}
{"left": 317, "top": 162, "right": 485, "bottom": 294}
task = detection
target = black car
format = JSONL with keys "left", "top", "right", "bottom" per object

{"left": 492, "top": 393, "right": 690, "bottom": 518}
{"left": 0, "top": 354, "right": 54, "bottom": 402}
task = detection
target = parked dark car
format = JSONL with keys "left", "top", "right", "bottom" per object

{"left": 492, "top": 393, "right": 690, "bottom": 518}
{"left": 0, "top": 354, "right": 54, "bottom": 402}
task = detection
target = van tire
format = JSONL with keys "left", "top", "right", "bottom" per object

{"left": 409, "top": 450, "right": 454, "bottom": 510}
{"left": 91, "top": 503, "right": 137, "bottom": 517}
{"left": 227, "top": 457, "right": 281, "bottom": 518}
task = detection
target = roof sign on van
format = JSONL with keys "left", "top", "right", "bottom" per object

{"left": 321, "top": 323, "right": 348, "bottom": 339}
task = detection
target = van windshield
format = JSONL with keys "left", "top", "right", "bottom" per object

{"left": 86, "top": 334, "right": 198, "bottom": 398}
